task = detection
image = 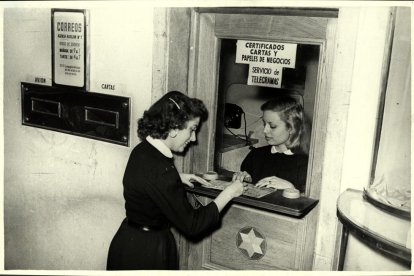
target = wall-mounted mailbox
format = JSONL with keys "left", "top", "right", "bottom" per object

{"left": 21, "top": 82, "right": 130, "bottom": 146}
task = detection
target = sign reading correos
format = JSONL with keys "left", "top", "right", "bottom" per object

{"left": 53, "top": 10, "right": 85, "bottom": 88}
{"left": 236, "top": 40, "right": 297, "bottom": 88}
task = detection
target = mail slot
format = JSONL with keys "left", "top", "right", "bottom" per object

{"left": 21, "top": 82, "right": 130, "bottom": 146}
{"left": 31, "top": 97, "right": 62, "bottom": 117}
{"left": 85, "top": 106, "right": 119, "bottom": 128}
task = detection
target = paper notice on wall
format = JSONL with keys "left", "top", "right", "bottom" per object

{"left": 53, "top": 11, "right": 85, "bottom": 87}
{"left": 247, "top": 64, "right": 284, "bottom": 88}
{"left": 236, "top": 40, "right": 297, "bottom": 88}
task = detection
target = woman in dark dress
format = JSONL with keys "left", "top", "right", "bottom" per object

{"left": 107, "top": 91, "right": 245, "bottom": 270}
{"left": 233, "top": 96, "right": 308, "bottom": 193}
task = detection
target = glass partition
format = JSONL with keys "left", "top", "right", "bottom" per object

{"left": 213, "top": 39, "right": 320, "bottom": 195}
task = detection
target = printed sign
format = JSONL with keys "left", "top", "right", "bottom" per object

{"left": 26, "top": 74, "right": 52, "bottom": 86}
{"left": 52, "top": 10, "right": 86, "bottom": 88}
{"left": 247, "top": 64, "right": 283, "bottom": 88}
{"left": 236, "top": 40, "right": 297, "bottom": 88}
{"left": 94, "top": 81, "right": 124, "bottom": 94}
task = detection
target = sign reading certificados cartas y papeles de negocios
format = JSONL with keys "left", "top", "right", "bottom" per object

{"left": 52, "top": 10, "right": 86, "bottom": 88}
{"left": 236, "top": 40, "right": 297, "bottom": 88}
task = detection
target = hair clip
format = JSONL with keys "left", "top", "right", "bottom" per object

{"left": 169, "top": 98, "right": 181, "bottom": 110}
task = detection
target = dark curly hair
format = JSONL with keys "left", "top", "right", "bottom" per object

{"left": 138, "top": 91, "right": 208, "bottom": 140}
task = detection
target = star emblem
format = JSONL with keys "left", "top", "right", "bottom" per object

{"left": 236, "top": 227, "right": 266, "bottom": 260}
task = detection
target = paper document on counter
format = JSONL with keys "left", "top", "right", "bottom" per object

{"left": 202, "top": 179, "right": 276, "bottom": 198}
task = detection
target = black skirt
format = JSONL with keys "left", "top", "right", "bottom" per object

{"left": 107, "top": 219, "right": 178, "bottom": 270}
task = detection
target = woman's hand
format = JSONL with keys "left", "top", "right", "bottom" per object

{"left": 214, "top": 180, "right": 246, "bottom": 212}
{"left": 224, "top": 179, "right": 245, "bottom": 198}
{"left": 232, "top": 171, "right": 252, "bottom": 183}
{"left": 255, "top": 176, "right": 294, "bottom": 190}
{"left": 179, "top": 173, "right": 210, "bottom": 188}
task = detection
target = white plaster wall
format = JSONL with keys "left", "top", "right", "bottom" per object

{"left": 340, "top": 6, "right": 411, "bottom": 271}
{"left": 312, "top": 7, "right": 396, "bottom": 270}
{"left": 340, "top": 7, "right": 394, "bottom": 193}
{"left": 4, "top": 4, "right": 153, "bottom": 270}
{"left": 373, "top": 7, "right": 411, "bottom": 192}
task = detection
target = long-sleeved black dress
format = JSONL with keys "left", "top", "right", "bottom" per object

{"left": 107, "top": 140, "right": 219, "bottom": 270}
{"left": 241, "top": 145, "right": 308, "bottom": 193}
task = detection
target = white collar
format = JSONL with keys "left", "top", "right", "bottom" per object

{"left": 146, "top": 136, "right": 173, "bottom": 158}
{"left": 271, "top": 146, "right": 294, "bottom": 155}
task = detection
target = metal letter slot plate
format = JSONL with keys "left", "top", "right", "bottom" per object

{"left": 21, "top": 82, "right": 130, "bottom": 146}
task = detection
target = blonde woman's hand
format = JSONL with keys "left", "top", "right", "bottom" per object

{"left": 179, "top": 173, "right": 210, "bottom": 188}
{"left": 232, "top": 171, "right": 252, "bottom": 183}
{"left": 255, "top": 176, "right": 294, "bottom": 190}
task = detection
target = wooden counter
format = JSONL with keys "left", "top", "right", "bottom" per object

{"left": 183, "top": 183, "right": 319, "bottom": 270}
{"left": 186, "top": 183, "right": 318, "bottom": 218}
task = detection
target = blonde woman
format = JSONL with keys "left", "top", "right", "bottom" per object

{"left": 233, "top": 96, "right": 308, "bottom": 193}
